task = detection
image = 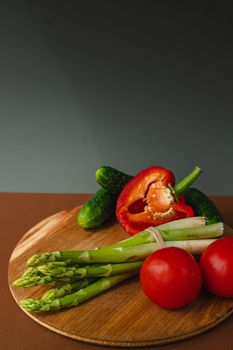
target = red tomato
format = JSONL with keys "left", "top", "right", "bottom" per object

{"left": 140, "top": 247, "right": 203, "bottom": 309}
{"left": 200, "top": 237, "right": 233, "bottom": 297}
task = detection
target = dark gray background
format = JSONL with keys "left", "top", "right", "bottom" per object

{"left": 0, "top": 1, "right": 232, "bottom": 194}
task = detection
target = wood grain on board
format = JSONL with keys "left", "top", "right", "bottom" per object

{"left": 8, "top": 207, "right": 233, "bottom": 347}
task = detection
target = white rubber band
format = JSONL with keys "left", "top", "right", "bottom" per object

{"left": 146, "top": 227, "right": 166, "bottom": 249}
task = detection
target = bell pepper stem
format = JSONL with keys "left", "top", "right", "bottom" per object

{"left": 173, "top": 166, "right": 203, "bottom": 196}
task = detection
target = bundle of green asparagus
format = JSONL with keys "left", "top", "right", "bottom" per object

{"left": 13, "top": 217, "right": 224, "bottom": 313}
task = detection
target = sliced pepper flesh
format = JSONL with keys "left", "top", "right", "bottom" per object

{"left": 116, "top": 166, "right": 194, "bottom": 235}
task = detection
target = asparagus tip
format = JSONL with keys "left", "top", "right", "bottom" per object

{"left": 20, "top": 299, "right": 41, "bottom": 312}
{"left": 27, "top": 251, "right": 62, "bottom": 266}
{"left": 13, "top": 277, "right": 32, "bottom": 288}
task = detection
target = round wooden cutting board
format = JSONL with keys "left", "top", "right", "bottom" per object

{"left": 8, "top": 206, "right": 233, "bottom": 347}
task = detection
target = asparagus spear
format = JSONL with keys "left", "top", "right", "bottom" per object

{"left": 21, "top": 267, "right": 40, "bottom": 277}
{"left": 20, "top": 272, "right": 137, "bottom": 312}
{"left": 21, "top": 262, "right": 72, "bottom": 278}
{"left": 13, "top": 272, "right": 85, "bottom": 288}
{"left": 41, "top": 278, "right": 97, "bottom": 301}
{"left": 38, "top": 261, "right": 143, "bottom": 278}
{"left": 26, "top": 243, "right": 162, "bottom": 266}
{"left": 27, "top": 238, "right": 216, "bottom": 267}
{"left": 14, "top": 274, "right": 61, "bottom": 288}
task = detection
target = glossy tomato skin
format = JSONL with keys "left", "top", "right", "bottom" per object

{"left": 200, "top": 237, "right": 233, "bottom": 298}
{"left": 140, "top": 247, "right": 203, "bottom": 309}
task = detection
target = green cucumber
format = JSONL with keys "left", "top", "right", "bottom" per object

{"left": 78, "top": 166, "right": 132, "bottom": 229}
{"left": 184, "top": 188, "right": 223, "bottom": 224}
{"left": 95, "top": 166, "right": 133, "bottom": 195}
{"left": 77, "top": 188, "right": 117, "bottom": 229}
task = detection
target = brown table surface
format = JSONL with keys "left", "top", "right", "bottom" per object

{"left": 1, "top": 193, "right": 233, "bottom": 350}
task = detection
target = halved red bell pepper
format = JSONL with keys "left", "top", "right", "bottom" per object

{"left": 116, "top": 166, "right": 196, "bottom": 235}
